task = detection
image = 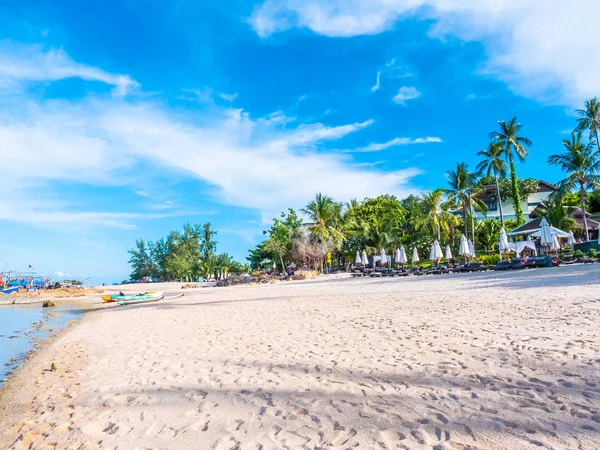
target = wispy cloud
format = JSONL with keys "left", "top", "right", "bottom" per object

{"left": 218, "top": 92, "right": 238, "bottom": 102}
{"left": 0, "top": 41, "right": 138, "bottom": 96}
{"left": 393, "top": 86, "right": 421, "bottom": 105}
{"left": 349, "top": 136, "right": 442, "bottom": 153}
{"left": 370, "top": 71, "right": 381, "bottom": 92}
{"left": 134, "top": 190, "right": 150, "bottom": 197}
{"left": 250, "top": 0, "right": 600, "bottom": 105}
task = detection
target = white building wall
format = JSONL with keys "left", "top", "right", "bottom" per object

{"left": 475, "top": 191, "right": 553, "bottom": 221}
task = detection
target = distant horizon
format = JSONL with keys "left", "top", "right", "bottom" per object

{"left": 1, "top": 0, "right": 598, "bottom": 279}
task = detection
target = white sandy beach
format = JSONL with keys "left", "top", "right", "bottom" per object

{"left": 1, "top": 265, "right": 600, "bottom": 449}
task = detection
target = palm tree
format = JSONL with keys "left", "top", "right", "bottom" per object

{"left": 533, "top": 198, "right": 576, "bottom": 232}
{"left": 302, "top": 193, "right": 345, "bottom": 245}
{"left": 575, "top": 97, "right": 600, "bottom": 154}
{"left": 547, "top": 132, "right": 600, "bottom": 241}
{"left": 361, "top": 216, "right": 398, "bottom": 254}
{"left": 446, "top": 162, "right": 487, "bottom": 243}
{"left": 489, "top": 117, "right": 532, "bottom": 225}
{"left": 476, "top": 219, "right": 501, "bottom": 252}
{"left": 477, "top": 140, "right": 508, "bottom": 227}
{"left": 415, "top": 189, "right": 458, "bottom": 240}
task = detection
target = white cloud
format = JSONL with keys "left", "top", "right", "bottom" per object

{"left": 351, "top": 136, "right": 442, "bottom": 152}
{"left": 0, "top": 41, "right": 138, "bottom": 96}
{"left": 0, "top": 45, "right": 421, "bottom": 226}
{"left": 371, "top": 71, "right": 381, "bottom": 92}
{"left": 218, "top": 92, "right": 238, "bottom": 102}
{"left": 393, "top": 86, "right": 421, "bottom": 104}
{"left": 250, "top": 0, "right": 600, "bottom": 105}
{"left": 134, "top": 190, "right": 150, "bottom": 197}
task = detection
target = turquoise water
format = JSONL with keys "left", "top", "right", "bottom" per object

{"left": 0, "top": 306, "right": 79, "bottom": 385}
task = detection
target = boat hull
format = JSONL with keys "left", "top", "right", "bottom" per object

{"left": 102, "top": 291, "right": 163, "bottom": 303}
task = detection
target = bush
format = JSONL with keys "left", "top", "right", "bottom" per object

{"left": 588, "top": 248, "right": 598, "bottom": 258}
{"left": 573, "top": 250, "right": 584, "bottom": 258}
{"left": 478, "top": 254, "right": 500, "bottom": 266}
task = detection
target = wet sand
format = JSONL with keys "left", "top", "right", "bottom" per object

{"left": 1, "top": 265, "right": 599, "bottom": 449}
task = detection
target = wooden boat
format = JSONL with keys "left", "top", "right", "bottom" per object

{"left": 102, "top": 291, "right": 164, "bottom": 303}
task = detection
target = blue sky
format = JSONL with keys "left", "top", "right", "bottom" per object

{"left": 0, "top": 0, "right": 598, "bottom": 283}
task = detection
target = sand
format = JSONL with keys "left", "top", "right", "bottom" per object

{"left": 1, "top": 265, "right": 599, "bottom": 449}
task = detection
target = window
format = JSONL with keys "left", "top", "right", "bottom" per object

{"left": 483, "top": 200, "right": 498, "bottom": 212}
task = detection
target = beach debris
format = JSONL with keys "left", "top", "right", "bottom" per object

{"left": 50, "top": 362, "right": 57, "bottom": 372}
{"left": 181, "top": 284, "right": 201, "bottom": 289}
{"left": 42, "top": 300, "right": 56, "bottom": 308}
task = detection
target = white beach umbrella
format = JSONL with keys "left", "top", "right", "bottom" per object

{"left": 445, "top": 245, "right": 453, "bottom": 260}
{"left": 499, "top": 227, "right": 510, "bottom": 254}
{"left": 468, "top": 239, "right": 475, "bottom": 258}
{"left": 412, "top": 247, "right": 420, "bottom": 264}
{"left": 399, "top": 246, "right": 408, "bottom": 264}
{"left": 361, "top": 250, "right": 369, "bottom": 265}
{"left": 355, "top": 251, "right": 361, "bottom": 264}
{"left": 551, "top": 235, "right": 561, "bottom": 252}
{"left": 459, "top": 234, "right": 469, "bottom": 257}
{"left": 568, "top": 230, "right": 575, "bottom": 246}
{"left": 380, "top": 248, "right": 387, "bottom": 267}
{"left": 539, "top": 218, "right": 553, "bottom": 248}
{"left": 433, "top": 240, "right": 443, "bottom": 261}
{"left": 429, "top": 244, "right": 434, "bottom": 261}
{"left": 395, "top": 248, "right": 401, "bottom": 262}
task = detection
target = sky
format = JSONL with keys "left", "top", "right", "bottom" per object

{"left": 1, "top": 0, "right": 599, "bottom": 284}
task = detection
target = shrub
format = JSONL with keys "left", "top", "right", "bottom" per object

{"left": 478, "top": 254, "right": 500, "bottom": 266}
{"left": 588, "top": 248, "right": 598, "bottom": 258}
{"left": 573, "top": 249, "right": 584, "bottom": 258}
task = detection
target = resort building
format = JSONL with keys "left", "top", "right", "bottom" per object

{"left": 470, "top": 180, "right": 556, "bottom": 221}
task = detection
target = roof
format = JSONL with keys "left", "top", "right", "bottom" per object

{"left": 474, "top": 180, "right": 556, "bottom": 201}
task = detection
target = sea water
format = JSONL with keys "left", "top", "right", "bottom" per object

{"left": 0, "top": 306, "right": 79, "bottom": 385}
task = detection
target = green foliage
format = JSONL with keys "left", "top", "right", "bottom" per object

{"left": 477, "top": 254, "right": 501, "bottom": 266}
{"left": 345, "top": 195, "right": 406, "bottom": 225}
{"left": 302, "top": 193, "right": 345, "bottom": 249}
{"left": 574, "top": 249, "right": 584, "bottom": 258}
{"left": 128, "top": 222, "right": 245, "bottom": 281}
{"left": 476, "top": 219, "right": 501, "bottom": 252}
{"left": 504, "top": 219, "right": 519, "bottom": 232}
{"left": 531, "top": 197, "right": 576, "bottom": 231}
{"left": 588, "top": 248, "right": 598, "bottom": 258}
{"left": 489, "top": 177, "right": 540, "bottom": 202}
{"left": 262, "top": 209, "right": 303, "bottom": 271}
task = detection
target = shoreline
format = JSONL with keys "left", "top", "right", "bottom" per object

{"left": 0, "top": 310, "right": 87, "bottom": 424}
{"left": 1, "top": 268, "right": 599, "bottom": 449}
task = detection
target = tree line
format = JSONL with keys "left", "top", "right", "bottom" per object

{"left": 128, "top": 223, "right": 249, "bottom": 281}
{"left": 249, "top": 98, "right": 600, "bottom": 270}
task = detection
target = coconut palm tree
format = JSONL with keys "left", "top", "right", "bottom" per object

{"left": 302, "top": 193, "right": 345, "bottom": 246}
{"left": 575, "top": 97, "right": 600, "bottom": 154}
{"left": 532, "top": 198, "right": 576, "bottom": 232}
{"left": 489, "top": 117, "right": 532, "bottom": 225}
{"left": 446, "top": 162, "right": 487, "bottom": 243}
{"left": 414, "top": 189, "right": 458, "bottom": 241}
{"left": 476, "top": 140, "right": 508, "bottom": 227}
{"left": 547, "top": 132, "right": 600, "bottom": 241}
{"left": 476, "top": 219, "right": 501, "bottom": 252}
{"left": 360, "top": 216, "right": 398, "bottom": 254}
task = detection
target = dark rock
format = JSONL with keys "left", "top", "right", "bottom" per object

{"left": 42, "top": 301, "right": 55, "bottom": 308}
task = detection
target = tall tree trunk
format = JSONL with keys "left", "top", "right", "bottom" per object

{"left": 494, "top": 172, "right": 505, "bottom": 228}
{"left": 508, "top": 153, "right": 524, "bottom": 224}
{"left": 436, "top": 222, "right": 441, "bottom": 241}
{"left": 580, "top": 181, "right": 589, "bottom": 242}
{"left": 595, "top": 129, "right": 600, "bottom": 154}
{"left": 462, "top": 202, "right": 468, "bottom": 236}
{"left": 469, "top": 192, "right": 476, "bottom": 244}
